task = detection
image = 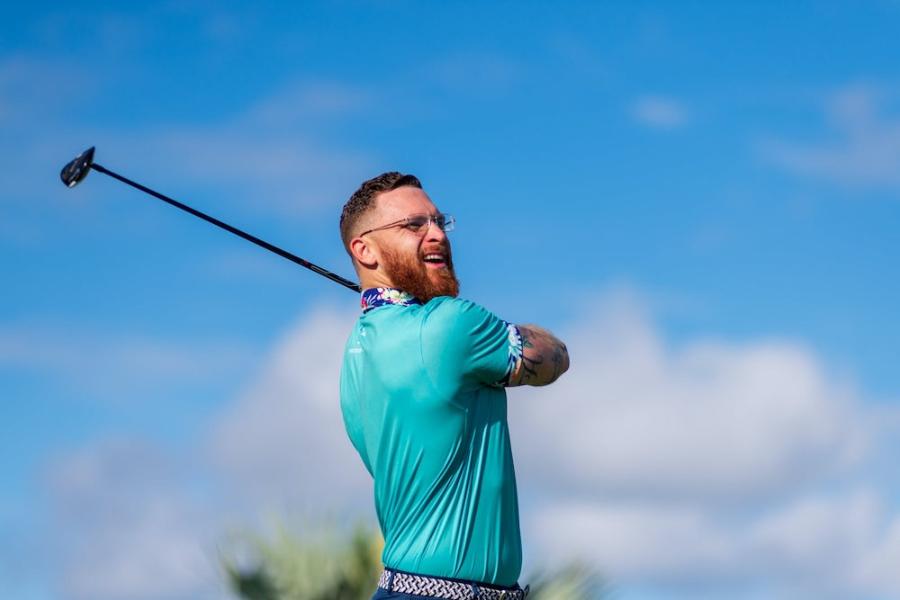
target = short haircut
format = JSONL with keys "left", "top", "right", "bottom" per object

{"left": 340, "top": 171, "right": 422, "bottom": 252}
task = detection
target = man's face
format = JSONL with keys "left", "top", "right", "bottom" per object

{"left": 365, "top": 186, "right": 459, "bottom": 302}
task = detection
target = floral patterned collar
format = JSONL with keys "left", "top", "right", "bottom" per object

{"left": 361, "top": 287, "right": 423, "bottom": 312}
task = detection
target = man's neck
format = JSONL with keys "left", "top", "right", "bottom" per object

{"left": 357, "top": 270, "right": 394, "bottom": 291}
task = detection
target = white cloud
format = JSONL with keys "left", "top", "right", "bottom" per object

{"left": 0, "top": 66, "right": 375, "bottom": 223}
{"left": 530, "top": 502, "right": 737, "bottom": 582}
{"left": 0, "top": 325, "right": 253, "bottom": 399}
{"left": 631, "top": 96, "right": 688, "bottom": 129}
{"left": 856, "top": 514, "right": 900, "bottom": 593}
{"left": 510, "top": 290, "right": 865, "bottom": 504}
{"left": 527, "top": 489, "right": 900, "bottom": 597}
{"left": 102, "top": 80, "right": 376, "bottom": 217}
{"left": 748, "top": 491, "right": 881, "bottom": 582}
{"left": 761, "top": 84, "right": 900, "bottom": 188}
{"left": 209, "top": 306, "right": 373, "bottom": 514}
{"left": 42, "top": 308, "right": 373, "bottom": 598}
{"left": 146, "top": 125, "right": 368, "bottom": 213}
{"left": 509, "top": 289, "right": 900, "bottom": 596}
{"left": 46, "top": 439, "right": 222, "bottom": 600}
{"left": 41, "top": 290, "right": 900, "bottom": 599}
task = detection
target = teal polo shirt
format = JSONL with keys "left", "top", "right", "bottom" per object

{"left": 339, "top": 289, "right": 524, "bottom": 586}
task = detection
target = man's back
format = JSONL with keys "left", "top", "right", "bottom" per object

{"left": 340, "top": 294, "right": 522, "bottom": 586}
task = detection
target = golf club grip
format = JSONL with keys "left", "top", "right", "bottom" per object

{"left": 90, "top": 163, "right": 362, "bottom": 293}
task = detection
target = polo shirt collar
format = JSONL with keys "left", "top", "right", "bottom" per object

{"left": 361, "top": 287, "right": 423, "bottom": 312}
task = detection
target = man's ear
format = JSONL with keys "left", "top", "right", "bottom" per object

{"left": 350, "top": 236, "right": 378, "bottom": 269}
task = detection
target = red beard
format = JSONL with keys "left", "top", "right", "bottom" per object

{"left": 381, "top": 245, "right": 460, "bottom": 302}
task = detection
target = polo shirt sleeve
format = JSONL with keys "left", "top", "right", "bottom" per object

{"left": 422, "top": 297, "right": 523, "bottom": 388}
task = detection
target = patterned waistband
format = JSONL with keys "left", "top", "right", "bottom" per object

{"left": 377, "top": 568, "right": 528, "bottom": 600}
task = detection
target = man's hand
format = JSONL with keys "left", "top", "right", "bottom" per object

{"left": 507, "top": 324, "right": 569, "bottom": 387}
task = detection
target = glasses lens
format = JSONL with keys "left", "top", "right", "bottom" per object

{"left": 402, "top": 214, "right": 455, "bottom": 233}
{"left": 405, "top": 215, "right": 430, "bottom": 231}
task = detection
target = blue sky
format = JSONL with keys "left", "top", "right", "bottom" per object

{"left": 3, "top": 2, "right": 900, "bottom": 599}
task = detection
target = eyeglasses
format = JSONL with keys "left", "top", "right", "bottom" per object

{"left": 359, "top": 213, "right": 455, "bottom": 237}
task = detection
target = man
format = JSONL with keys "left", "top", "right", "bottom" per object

{"left": 339, "top": 172, "right": 569, "bottom": 600}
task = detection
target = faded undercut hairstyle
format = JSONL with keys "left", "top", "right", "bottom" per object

{"left": 339, "top": 171, "right": 422, "bottom": 254}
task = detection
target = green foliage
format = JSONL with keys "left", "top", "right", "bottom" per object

{"left": 527, "top": 563, "right": 610, "bottom": 600}
{"left": 221, "top": 521, "right": 383, "bottom": 600}
{"left": 222, "top": 521, "right": 608, "bottom": 600}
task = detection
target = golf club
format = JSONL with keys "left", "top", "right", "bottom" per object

{"left": 60, "top": 146, "right": 361, "bottom": 292}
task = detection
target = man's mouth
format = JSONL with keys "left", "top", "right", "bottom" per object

{"left": 422, "top": 252, "right": 449, "bottom": 269}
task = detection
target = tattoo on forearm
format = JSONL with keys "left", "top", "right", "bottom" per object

{"left": 512, "top": 326, "right": 568, "bottom": 385}
{"left": 517, "top": 332, "right": 542, "bottom": 383}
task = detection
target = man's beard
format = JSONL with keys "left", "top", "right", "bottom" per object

{"left": 381, "top": 246, "right": 459, "bottom": 302}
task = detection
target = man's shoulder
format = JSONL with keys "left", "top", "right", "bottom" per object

{"left": 421, "top": 297, "right": 516, "bottom": 384}
{"left": 421, "top": 297, "right": 508, "bottom": 343}
{"left": 422, "top": 296, "right": 495, "bottom": 322}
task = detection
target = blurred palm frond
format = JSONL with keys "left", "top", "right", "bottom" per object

{"left": 221, "top": 522, "right": 608, "bottom": 599}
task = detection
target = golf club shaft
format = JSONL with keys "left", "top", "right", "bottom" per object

{"left": 90, "top": 162, "right": 361, "bottom": 293}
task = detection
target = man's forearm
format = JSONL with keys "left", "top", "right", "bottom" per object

{"left": 508, "top": 324, "right": 569, "bottom": 387}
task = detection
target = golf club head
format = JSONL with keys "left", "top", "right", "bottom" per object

{"left": 60, "top": 146, "right": 95, "bottom": 188}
